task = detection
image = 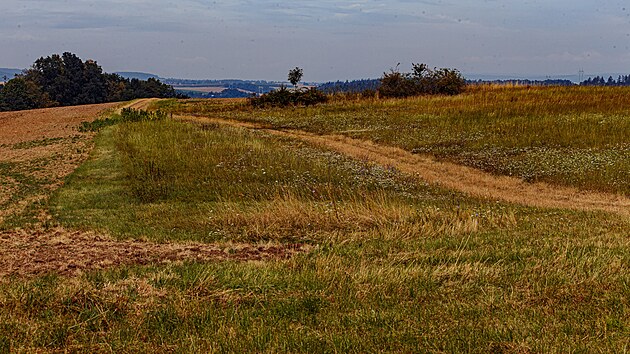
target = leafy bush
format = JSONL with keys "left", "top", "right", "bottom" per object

{"left": 0, "top": 52, "right": 181, "bottom": 112}
{"left": 298, "top": 87, "right": 329, "bottom": 106}
{"left": 379, "top": 63, "right": 466, "bottom": 98}
{"left": 249, "top": 87, "right": 328, "bottom": 108}
{"left": 379, "top": 71, "right": 419, "bottom": 98}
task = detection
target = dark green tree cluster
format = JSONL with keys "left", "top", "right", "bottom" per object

{"left": 0, "top": 52, "right": 180, "bottom": 112}
{"left": 318, "top": 79, "right": 381, "bottom": 94}
{"left": 249, "top": 86, "right": 328, "bottom": 108}
{"left": 581, "top": 75, "right": 630, "bottom": 86}
{"left": 0, "top": 78, "right": 50, "bottom": 111}
{"left": 250, "top": 67, "right": 327, "bottom": 108}
{"left": 379, "top": 63, "right": 466, "bottom": 98}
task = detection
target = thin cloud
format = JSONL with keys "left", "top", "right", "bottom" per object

{"left": 0, "top": 0, "right": 628, "bottom": 80}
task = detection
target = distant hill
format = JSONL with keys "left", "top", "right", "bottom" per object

{"left": 164, "top": 78, "right": 282, "bottom": 94}
{"left": 0, "top": 68, "right": 23, "bottom": 80}
{"left": 177, "top": 88, "right": 253, "bottom": 99}
{"left": 114, "top": 72, "right": 160, "bottom": 80}
{"left": 463, "top": 72, "right": 630, "bottom": 84}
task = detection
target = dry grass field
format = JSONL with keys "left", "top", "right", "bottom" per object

{"left": 177, "top": 115, "right": 630, "bottom": 216}
{"left": 1, "top": 89, "right": 629, "bottom": 352}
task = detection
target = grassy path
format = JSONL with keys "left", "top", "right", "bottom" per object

{"left": 117, "top": 98, "right": 160, "bottom": 112}
{"left": 177, "top": 114, "right": 630, "bottom": 217}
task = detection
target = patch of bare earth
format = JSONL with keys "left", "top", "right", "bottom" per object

{"left": 0, "top": 228, "right": 306, "bottom": 279}
{"left": 0, "top": 103, "right": 120, "bottom": 224}
{"left": 178, "top": 115, "right": 630, "bottom": 218}
{"left": 0, "top": 103, "right": 118, "bottom": 145}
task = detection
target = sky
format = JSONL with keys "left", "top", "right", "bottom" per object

{"left": 1, "top": 0, "right": 629, "bottom": 82}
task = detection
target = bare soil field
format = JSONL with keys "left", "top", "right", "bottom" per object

{"left": 0, "top": 103, "right": 118, "bottom": 224}
{"left": 0, "top": 103, "right": 118, "bottom": 145}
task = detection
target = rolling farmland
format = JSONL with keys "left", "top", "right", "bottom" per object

{"left": 1, "top": 87, "right": 629, "bottom": 352}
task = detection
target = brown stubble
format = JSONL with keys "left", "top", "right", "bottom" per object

{"left": 0, "top": 103, "right": 118, "bottom": 225}
{"left": 0, "top": 227, "right": 306, "bottom": 279}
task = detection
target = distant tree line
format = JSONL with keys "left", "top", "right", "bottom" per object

{"left": 181, "top": 88, "right": 252, "bottom": 99}
{"left": 250, "top": 63, "right": 466, "bottom": 108}
{"left": 468, "top": 79, "right": 574, "bottom": 86}
{"left": 164, "top": 78, "right": 280, "bottom": 94}
{"left": 0, "top": 52, "right": 183, "bottom": 112}
{"left": 580, "top": 75, "right": 630, "bottom": 86}
{"left": 316, "top": 64, "right": 466, "bottom": 98}
{"left": 318, "top": 79, "right": 381, "bottom": 94}
{"left": 470, "top": 75, "right": 630, "bottom": 87}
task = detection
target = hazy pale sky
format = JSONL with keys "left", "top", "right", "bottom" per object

{"left": 1, "top": 0, "right": 629, "bottom": 81}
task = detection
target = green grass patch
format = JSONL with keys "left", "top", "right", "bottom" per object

{"left": 52, "top": 119, "right": 516, "bottom": 243}
{"left": 78, "top": 108, "right": 168, "bottom": 132}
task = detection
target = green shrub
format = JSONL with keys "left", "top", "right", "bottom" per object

{"left": 249, "top": 87, "right": 328, "bottom": 108}
{"left": 379, "top": 63, "right": 466, "bottom": 98}
{"left": 379, "top": 71, "right": 419, "bottom": 98}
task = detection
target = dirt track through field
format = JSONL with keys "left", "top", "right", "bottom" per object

{"left": 177, "top": 114, "right": 630, "bottom": 217}
{"left": 2, "top": 98, "right": 627, "bottom": 278}
{"left": 118, "top": 97, "right": 160, "bottom": 112}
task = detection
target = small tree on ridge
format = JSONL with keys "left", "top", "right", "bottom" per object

{"left": 288, "top": 67, "right": 303, "bottom": 88}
